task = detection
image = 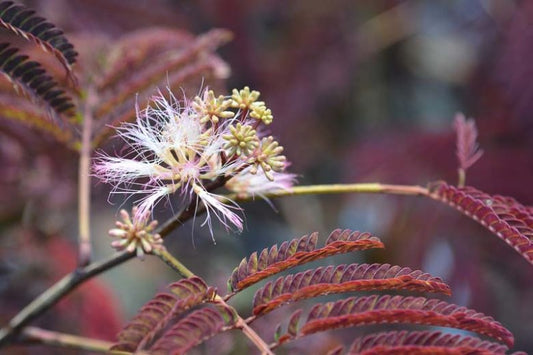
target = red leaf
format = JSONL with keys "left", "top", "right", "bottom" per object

{"left": 149, "top": 305, "right": 237, "bottom": 354}
{"left": 359, "top": 345, "right": 497, "bottom": 354}
{"left": 430, "top": 182, "right": 533, "bottom": 265}
{"left": 228, "top": 230, "right": 384, "bottom": 292}
{"left": 350, "top": 330, "right": 508, "bottom": 355}
{"left": 301, "top": 295, "right": 513, "bottom": 348}
{"left": 252, "top": 264, "right": 451, "bottom": 316}
{"left": 111, "top": 276, "right": 215, "bottom": 351}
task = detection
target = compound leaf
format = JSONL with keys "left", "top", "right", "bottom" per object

{"left": 252, "top": 263, "right": 451, "bottom": 316}
{"left": 349, "top": 330, "right": 508, "bottom": 355}
{"left": 0, "top": 42, "right": 75, "bottom": 122}
{"left": 149, "top": 304, "right": 238, "bottom": 355}
{"left": 228, "top": 230, "right": 384, "bottom": 292}
{"left": 111, "top": 276, "right": 215, "bottom": 352}
{"left": 300, "top": 295, "right": 513, "bottom": 348}
{"left": 0, "top": 0, "right": 77, "bottom": 84}
{"left": 430, "top": 182, "right": 533, "bottom": 265}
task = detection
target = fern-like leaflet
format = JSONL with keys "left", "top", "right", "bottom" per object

{"left": 113, "top": 229, "right": 519, "bottom": 354}
{"left": 228, "top": 229, "right": 384, "bottom": 292}
{"left": 454, "top": 113, "right": 483, "bottom": 173}
{"left": 271, "top": 296, "right": 514, "bottom": 351}
{"left": 295, "top": 295, "right": 513, "bottom": 347}
{"left": 0, "top": 93, "right": 74, "bottom": 144}
{"left": 148, "top": 304, "right": 238, "bottom": 354}
{"left": 111, "top": 276, "right": 216, "bottom": 352}
{"left": 349, "top": 330, "right": 509, "bottom": 355}
{"left": 252, "top": 263, "right": 451, "bottom": 316}
{"left": 0, "top": 42, "right": 75, "bottom": 123}
{"left": 430, "top": 181, "right": 533, "bottom": 265}
{"left": 0, "top": 1, "right": 77, "bottom": 84}
{"left": 96, "top": 28, "right": 194, "bottom": 91}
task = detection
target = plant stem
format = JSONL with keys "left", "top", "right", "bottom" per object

{"left": 20, "top": 327, "right": 117, "bottom": 354}
{"left": 234, "top": 317, "right": 273, "bottom": 355}
{"left": 156, "top": 248, "right": 273, "bottom": 354}
{"left": 78, "top": 88, "right": 96, "bottom": 267}
{"left": 228, "top": 183, "right": 429, "bottom": 202}
{"left": 457, "top": 168, "right": 466, "bottom": 188}
{"left": 158, "top": 198, "right": 200, "bottom": 238}
{"left": 0, "top": 177, "right": 221, "bottom": 347}
{"left": 155, "top": 248, "right": 194, "bottom": 278}
{"left": 0, "top": 182, "right": 427, "bottom": 349}
{"left": 0, "top": 251, "right": 133, "bottom": 346}
{"left": 156, "top": 173, "right": 230, "bottom": 237}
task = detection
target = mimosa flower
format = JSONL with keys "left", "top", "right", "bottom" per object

{"left": 94, "top": 87, "right": 294, "bottom": 237}
{"left": 226, "top": 169, "right": 296, "bottom": 199}
{"left": 94, "top": 90, "right": 243, "bottom": 232}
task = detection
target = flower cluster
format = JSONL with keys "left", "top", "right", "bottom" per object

{"left": 94, "top": 87, "right": 295, "bottom": 236}
{"left": 109, "top": 207, "right": 163, "bottom": 258}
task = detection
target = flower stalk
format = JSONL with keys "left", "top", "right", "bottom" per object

{"left": 78, "top": 88, "right": 96, "bottom": 266}
{"left": 226, "top": 183, "right": 429, "bottom": 203}
{"left": 20, "top": 327, "right": 115, "bottom": 354}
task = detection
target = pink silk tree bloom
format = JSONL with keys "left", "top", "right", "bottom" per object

{"left": 94, "top": 91, "right": 244, "bottom": 232}
{"left": 226, "top": 169, "right": 296, "bottom": 199}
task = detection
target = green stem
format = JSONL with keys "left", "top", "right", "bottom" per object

{"left": 228, "top": 183, "right": 428, "bottom": 202}
{"left": 457, "top": 168, "right": 466, "bottom": 188}
{"left": 155, "top": 248, "right": 194, "bottom": 278}
{"left": 20, "top": 327, "right": 119, "bottom": 354}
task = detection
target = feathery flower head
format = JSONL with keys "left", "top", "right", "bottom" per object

{"left": 109, "top": 207, "right": 163, "bottom": 258}
{"left": 94, "top": 87, "right": 294, "bottom": 236}
{"left": 226, "top": 169, "right": 296, "bottom": 199}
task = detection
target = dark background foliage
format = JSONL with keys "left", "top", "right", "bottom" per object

{"left": 1, "top": 0, "right": 532, "bottom": 353}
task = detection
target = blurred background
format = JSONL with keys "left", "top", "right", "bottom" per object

{"left": 1, "top": 0, "right": 532, "bottom": 353}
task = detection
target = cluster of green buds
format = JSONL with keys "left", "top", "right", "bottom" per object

{"left": 222, "top": 87, "right": 283, "bottom": 179}
{"left": 188, "top": 86, "right": 288, "bottom": 183}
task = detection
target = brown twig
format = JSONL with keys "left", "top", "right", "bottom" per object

{"left": 78, "top": 87, "right": 96, "bottom": 266}
{"left": 0, "top": 174, "right": 228, "bottom": 347}
{"left": 19, "top": 327, "right": 116, "bottom": 354}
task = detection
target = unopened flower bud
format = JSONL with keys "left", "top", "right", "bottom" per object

{"left": 230, "top": 86, "right": 260, "bottom": 110}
